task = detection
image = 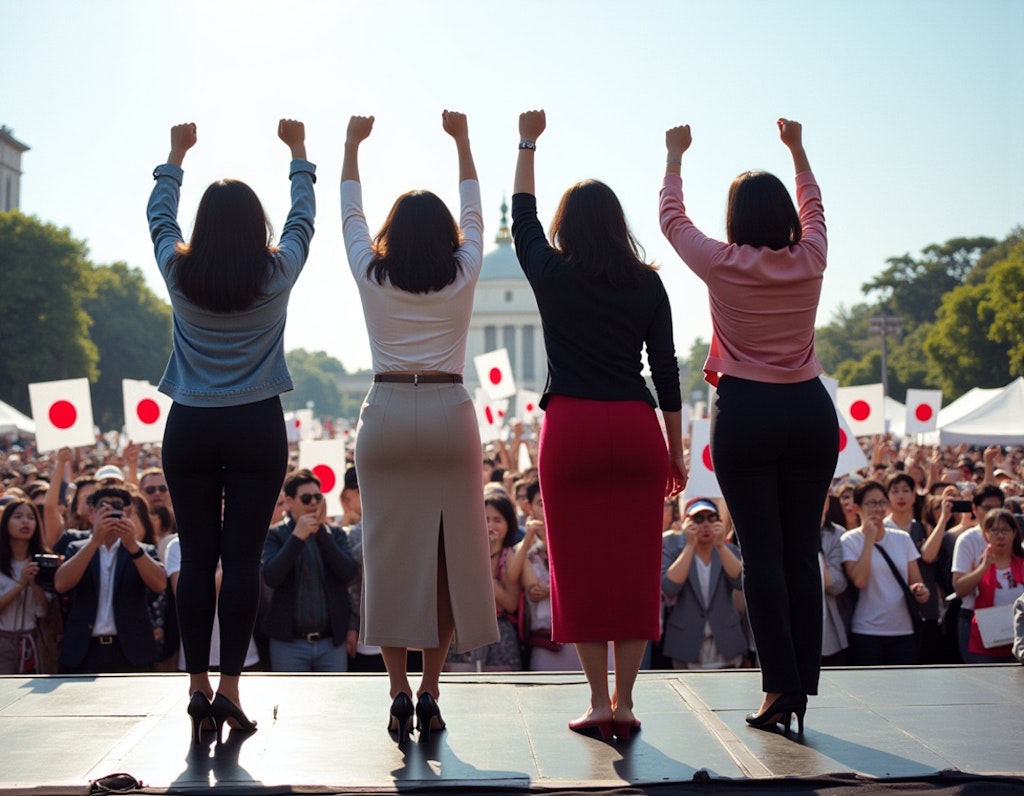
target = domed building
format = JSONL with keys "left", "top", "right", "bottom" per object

{"left": 466, "top": 198, "right": 546, "bottom": 395}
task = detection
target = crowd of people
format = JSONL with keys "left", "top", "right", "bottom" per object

{"left": 3, "top": 436, "right": 1023, "bottom": 681}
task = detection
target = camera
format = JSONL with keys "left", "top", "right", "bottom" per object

{"left": 951, "top": 499, "right": 974, "bottom": 514}
{"left": 33, "top": 554, "right": 61, "bottom": 590}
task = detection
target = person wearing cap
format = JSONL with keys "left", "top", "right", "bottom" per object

{"left": 94, "top": 464, "right": 126, "bottom": 485}
{"left": 661, "top": 499, "right": 746, "bottom": 669}
{"left": 261, "top": 469, "right": 356, "bottom": 672}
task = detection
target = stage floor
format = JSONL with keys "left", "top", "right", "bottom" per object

{"left": 1, "top": 666, "right": 1022, "bottom": 794}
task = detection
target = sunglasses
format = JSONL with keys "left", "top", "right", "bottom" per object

{"left": 690, "top": 513, "right": 720, "bottom": 524}
{"left": 299, "top": 493, "right": 324, "bottom": 506}
{"left": 97, "top": 500, "right": 126, "bottom": 512}
{"left": 143, "top": 485, "right": 168, "bottom": 495}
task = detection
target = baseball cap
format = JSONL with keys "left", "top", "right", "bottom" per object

{"left": 95, "top": 465, "right": 125, "bottom": 483}
{"left": 685, "top": 498, "right": 718, "bottom": 517}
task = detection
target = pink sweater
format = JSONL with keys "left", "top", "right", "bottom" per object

{"left": 660, "top": 171, "right": 827, "bottom": 386}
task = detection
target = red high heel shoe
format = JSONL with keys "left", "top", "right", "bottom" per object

{"left": 568, "top": 715, "right": 613, "bottom": 741}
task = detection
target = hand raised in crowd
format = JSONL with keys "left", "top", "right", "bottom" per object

{"left": 293, "top": 499, "right": 326, "bottom": 541}
{"left": 168, "top": 123, "right": 197, "bottom": 166}
{"left": 665, "top": 124, "right": 692, "bottom": 159}
{"left": 984, "top": 444, "right": 1001, "bottom": 466}
{"left": 122, "top": 441, "right": 139, "bottom": 467}
{"left": 346, "top": 115, "right": 374, "bottom": 145}
{"left": 441, "top": 110, "right": 469, "bottom": 140}
{"left": 681, "top": 518, "right": 700, "bottom": 548}
{"left": 519, "top": 109, "right": 546, "bottom": 141}
{"left": 711, "top": 520, "right": 728, "bottom": 549}
{"left": 18, "top": 558, "right": 40, "bottom": 588}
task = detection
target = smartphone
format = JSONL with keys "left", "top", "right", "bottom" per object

{"left": 951, "top": 499, "right": 973, "bottom": 514}
{"left": 108, "top": 510, "right": 123, "bottom": 519}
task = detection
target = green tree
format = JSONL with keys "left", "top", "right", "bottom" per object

{"left": 82, "top": 263, "right": 172, "bottom": 430}
{"left": 863, "top": 236, "right": 998, "bottom": 327}
{"left": 283, "top": 349, "right": 347, "bottom": 418}
{"left": 0, "top": 211, "right": 97, "bottom": 412}
{"left": 683, "top": 337, "right": 711, "bottom": 401}
{"left": 982, "top": 239, "right": 1024, "bottom": 374}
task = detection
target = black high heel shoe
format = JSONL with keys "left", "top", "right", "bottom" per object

{"left": 187, "top": 692, "right": 214, "bottom": 745}
{"left": 744, "top": 693, "right": 807, "bottom": 734}
{"left": 415, "top": 692, "right": 446, "bottom": 743}
{"left": 388, "top": 693, "right": 414, "bottom": 744}
{"left": 210, "top": 693, "right": 257, "bottom": 744}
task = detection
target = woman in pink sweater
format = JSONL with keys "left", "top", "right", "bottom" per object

{"left": 660, "top": 120, "right": 839, "bottom": 734}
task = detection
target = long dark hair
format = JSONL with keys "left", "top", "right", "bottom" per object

{"left": 173, "top": 179, "right": 278, "bottom": 312}
{"left": 131, "top": 494, "right": 157, "bottom": 547}
{"left": 0, "top": 498, "right": 49, "bottom": 577}
{"left": 550, "top": 180, "right": 656, "bottom": 287}
{"left": 726, "top": 171, "right": 802, "bottom": 250}
{"left": 484, "top": 494, "right": 519, "bottom": 549}
{"left": 369, "top": 191, "right": 462, "bottom": 293}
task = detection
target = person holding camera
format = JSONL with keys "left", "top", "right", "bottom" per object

{"left": 0, "top": 498, "right": 56, "bottom": 673}
{"left": 53, "top": 487, "right": 166, "bottom": 673}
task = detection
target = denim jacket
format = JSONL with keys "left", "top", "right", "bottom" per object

{"left": 147, "top": 159, "right": 316, "bottom": 407}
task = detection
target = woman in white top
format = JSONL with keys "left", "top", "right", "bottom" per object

{"left": 341, "top": 112, "right": 498, "bottom": 745}
{"left": 0, "top": 499, "right": 52, "bottom": 673}
{"left": 841, "top": 480, "right": 930, "bottom": 665}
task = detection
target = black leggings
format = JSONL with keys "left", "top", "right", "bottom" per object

{"left": 711, "top": 376, "right": 838, "bottom": 695}
{"left": 162, "top": 397, "right": 287, "bottom": 675}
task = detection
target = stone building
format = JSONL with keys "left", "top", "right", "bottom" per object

{"left": 0, "top": 126, "right": 30, "bottom": 212}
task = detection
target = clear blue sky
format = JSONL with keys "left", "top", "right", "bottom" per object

{"left": 4, "top": 0, "right": 1023, "bottom": 373}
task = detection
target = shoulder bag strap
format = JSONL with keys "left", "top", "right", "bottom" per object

{"left": 875, "top": 542, "right": 923, "bottom": 630}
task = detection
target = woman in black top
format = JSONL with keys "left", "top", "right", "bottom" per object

{"left": 512, "top": 109, "right": 687, "bottom": 741}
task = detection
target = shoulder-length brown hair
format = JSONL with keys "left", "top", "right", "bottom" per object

{"left": 550, "top": 180, "right": 656, "bottom": 287}
{"left": 173, "top": 179, "right": 278, "bottom": 312}
{"left": 370, "top": 190, "right": 462, "bottom": 294}
{"left": 726, "top": 171, "right": 801, "bottom": 250}
{"left": 0, "top": 498, "right": 50, "bottom": 578}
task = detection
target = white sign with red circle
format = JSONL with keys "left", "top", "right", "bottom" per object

{"left": 121, "top": 379, "right": 173, "bottom": 444}
{"left": 28, "top": 378, "right": 95, "bottom": 453}
{"left": 474, "top": 348, "right": 517, "bottom": 400}
{"left": 904, "top": 388, "right": 942, "bottom": 435}
{"left": 684, "top": 418, "right": 722, "bottom": 500}
{"left": 516, "top": 390, "right": 542, "bottom": 424}
{"left": 835, "top": 383, "right": 886, "bottom": 437}
{"left": 284, "top": 408, "right": 315, "bottom": 443}
{"left": 474, "top": 388, "right": 503, "bottom": 443}
{"left": 298, "top": 439, "right": 347, "bottom": 519}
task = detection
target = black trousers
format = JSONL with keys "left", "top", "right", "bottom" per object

{"left": 163, "top": 396, "right": 288, "bottom": 676}
{"left": 711, "top": 376, "right": 838, "bottom": 695}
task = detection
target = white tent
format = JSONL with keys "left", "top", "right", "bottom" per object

{"left": 885, "top": 396, "right": 907, "bottom": 437}
{"left": 0, "top": 399, "right": 36, "bottom": 436}
{"left": 937, "top": 377, "right": 1024, "bottom": 446}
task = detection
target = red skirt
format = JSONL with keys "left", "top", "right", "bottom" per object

{"left": 538, "top": 396, "right": 668, "bottom": 642}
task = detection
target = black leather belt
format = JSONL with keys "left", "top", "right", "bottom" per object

{"left": 374, "top": 373, "right": 462, "bottom": 384}
{"left": 298, "top": 631, "right": 330, "bottom": 642}
{"left": 93, "top": 635, "right": 117, "bottom": 645}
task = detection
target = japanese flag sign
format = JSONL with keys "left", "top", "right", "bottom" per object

{"left": 122, "top": 379, "right": 172, "bottom": 444}
{"left": 298, "top": 439, "right": 348, "bottom": 519}
{"left": 285, "top": 408, "right": 314, "bottom": 443}
{"left": 474, "top": 388, "right": 503, "bottom": 443}
{"left": 28, "top": 378, "right": 95, "bottom": 452}
{"left": 822, "top": 377, "right": 869, "bottom": 477}
{"left": 517, "top": 390, "right": 543, "bottom": 424}
{"left": 904, "top": 389, "right": 942, "bottom": 435}
{"left": 474, "top": 348, "right": 516, "bottom": 400}
{"left": 835, "top": 383, "right": 886, "bottom": 437}
{"left": 684, "top": 418, "right": 722, "bottom": 499}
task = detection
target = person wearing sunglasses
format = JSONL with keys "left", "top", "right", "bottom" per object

{"left": 139, "top": 468, "right": 173, "bottom": 514}
{"left": 661, "top": 498, "right": 747, "bottom": 671}
{"left": 261, "top": 469, "right": 357, "bottom": 673}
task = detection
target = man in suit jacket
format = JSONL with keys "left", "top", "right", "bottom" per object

{"left": 54, "top": 486, "right": 166, "bottom": 673}
{"left": 261, "top": 469, "right": 357, "bottom": 672}
{"left": 660, "top": 498, "right": 747, "bottom": 668}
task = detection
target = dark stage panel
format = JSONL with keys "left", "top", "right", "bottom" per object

{"left": 1, "top": 666, "right": 1021, "bottom": 794}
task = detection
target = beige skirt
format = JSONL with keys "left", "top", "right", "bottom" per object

{"left": 354, "top": 381, "right": 498, "bottom": 652}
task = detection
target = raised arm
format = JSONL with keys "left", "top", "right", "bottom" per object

{"left": 778, "top": 118, "right": 811, "bottom": 174}
{"left": 442, "top": 110, "right": 477, "bottom": 182}
{"left": 664, "top": 124, "right": 692, "bottom": 177}
{"left": 167, "top": 123, "right": 197, "bottom": 167}
{"left": 341, "top": 115, "right": 374, "bottom": 184}
{"left": 513, "top": 110, "right": 546, "bottom": 196}
{"left": 278, "top": 118, "right": 307, "bottom": 161}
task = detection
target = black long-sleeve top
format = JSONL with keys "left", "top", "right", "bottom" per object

{"left": 511, "top": 193, "right": 681, "bottom": 412}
